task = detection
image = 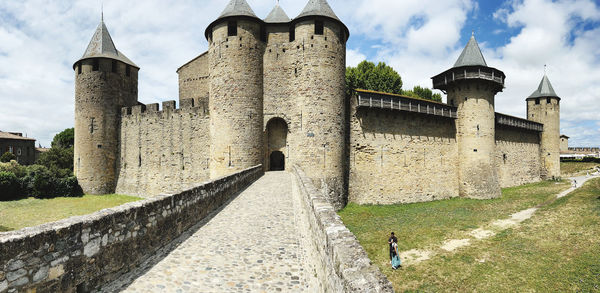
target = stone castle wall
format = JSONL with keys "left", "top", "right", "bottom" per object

{"left": 527, "top": 97, "right": 561, "bottom": 178}
{"left": 74, "top": 58, "right": 138, "bottom": 195}
{"left": 177, "top": 52, "right": 209, "bottom": 107}
{"left": 449, "top": 81, "right": 501, "bottom": 199}
{"left": 208, "top": 19, "right": 265, "bottom": 179}
{"left": 348, "top": 105, "right": 459, "bottom": 205}
{"left": 495, "top": 126, "right": 542, "bottom": 188}
{"left": 115, "top": 100, "right": 210, "bottom": 198}
{"left": 288, "top": 19, "right": 347, "bottom": 209}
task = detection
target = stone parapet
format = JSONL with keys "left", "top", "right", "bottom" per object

{"left": 120, "top": 98, "right": 209, "bottom": 118}
{"left": 292, "top": 165, "right": 394, "bottom": 292}
{"left": 0, "top": 166, "right": 263, "bottom": 292}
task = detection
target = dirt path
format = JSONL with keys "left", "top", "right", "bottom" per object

{"left": 399, "top": 175, "right": 599, "bottom": 266}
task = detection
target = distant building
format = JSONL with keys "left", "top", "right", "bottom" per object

{"left": 560, "top": 135, "right": 569, "bottom": 152}
{"left": 559, "top": 134, "right": 600, "bottom": 159}
{"left": 0, "top": 131, "right": 37, "bottom": 165}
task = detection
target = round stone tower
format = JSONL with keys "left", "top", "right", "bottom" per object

{"left": 205, "top": 0, "right": 265, "bottom": 179}
{"left": 432, "top": 35, "right": 505, "bottom": 199}
{"left": 73, "top": 18, "right": 139, "bottom": 194}
{"left": 526, "top": 73, "right": 561, "bottom": 179}
{"left": 290, "top": 0, "right": 349, "bottom": 209}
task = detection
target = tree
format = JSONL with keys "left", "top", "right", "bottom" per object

{"left": 0, "top": 152, "right": 16, "bottom": 163}
{"left": 36, "top": 147, "right": 73, "bottom": 172}
{"left": 405, "top": 86, "right": 443, "bottom": 102}
{"left": 36, "top": 127, "right": 74, "bottom": 172}
{"left": 346, "top": 61, "right": 403, "bottom": 96}
{"left": 51, "top": 128, "right": 74, "bottom": 149}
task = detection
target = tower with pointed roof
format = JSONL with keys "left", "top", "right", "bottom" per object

{"left": 432, "top": 35, "right": 505, "bottom": 199}
{"left": 73, "top": 17, "right": 139, "bottom": 194}
{"left": 289, "top": 0, "right": 349, "bottom": 209}
{"left": 205, "top": 0, "right": 266, "bottom": 179}
{"left": 526, "top": 73, "right": 561, "bottom": 178}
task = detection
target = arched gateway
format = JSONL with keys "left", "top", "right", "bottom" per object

{"left": 266, "top": 118, "right": 288, "bottom": 171}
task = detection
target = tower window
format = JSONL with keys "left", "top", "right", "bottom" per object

{"left": 126, "top": 65, "right": 131, "bottom": 77}
{"left": 92, "top": 59, "right": 99, "bottom": 71}
{"left": 111, "top": 60, "right": 117, "bottom": 73}
{"left": 535, "top": 98, "right": 540, "bottom": 105}
{"left": 228, "top": 21, "right": 237, "bottom": 36}
{"left": 315, "top": 20, "right": 324, "bottom": 35}
{"left": 289, "top": 27, "right": 295, "bottom": 42}
{"left": 547, "top": 98, "right": 551, "bottom": 104}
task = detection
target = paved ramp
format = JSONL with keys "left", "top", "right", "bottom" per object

{"left": 104, "top": 172, "right": 316, "bottom": 292}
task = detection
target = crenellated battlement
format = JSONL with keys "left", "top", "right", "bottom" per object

{"left": 120, "top": 98, "right": 209, "bottom": 118}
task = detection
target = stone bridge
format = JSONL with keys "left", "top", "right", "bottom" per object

{"left": 0, "top": 167, "right": 391, "bottom": 292}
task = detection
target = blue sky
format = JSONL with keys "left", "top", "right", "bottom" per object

{"left": 0, "top": 0, "right": 599, "bottom": 147}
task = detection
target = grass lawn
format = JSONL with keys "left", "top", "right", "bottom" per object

{"left": 561, "top": 161, "right": 599, "bottom": 176}
{"left": 0, "top": 194, "right": 140, "bottom": 232}
{"left": 338, "top": 179, "right": 600, "bottom": 292}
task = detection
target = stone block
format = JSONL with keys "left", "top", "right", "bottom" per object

{"left": 6, "top": 269, "right": 26, "bottom": 282}
{"left": 6, "top": 260, "right": 24, "bottom": 272}
{"left": 9, "top": 276, "right": 28, "bottom": 288}
{"left": 32, "top": 266, "right": 48, "bottom": 283}
{"left": 83, "top": 238, "right": 101, "bottom": 257}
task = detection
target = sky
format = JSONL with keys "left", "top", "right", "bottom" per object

{"left": 0, "top": 0, "right": 599, "bottom": 147}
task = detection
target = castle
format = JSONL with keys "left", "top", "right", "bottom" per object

{"left": 73, "top": 0, "right": 561, "bottom": 209}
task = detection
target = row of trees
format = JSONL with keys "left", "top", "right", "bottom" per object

{"left": 0, "top": 128, "right": 82, "bottom": 201}
{"left": 345, "top": 60, "right": 442, "bottom": 102}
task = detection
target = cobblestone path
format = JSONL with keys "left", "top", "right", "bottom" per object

{"left": 104, "top": 172, "right": 316, "bottom": 292}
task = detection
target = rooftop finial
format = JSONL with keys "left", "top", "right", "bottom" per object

{"left": 544, "top": 64, "right": 547, "bottom": 74}
{"left": 101, "top": 1, "right": 104, "bottom": 22}
{"left": 472, "top": 30, "right": 474, "bottom": 37}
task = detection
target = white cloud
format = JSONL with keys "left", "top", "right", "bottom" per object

{"left": 487, "top": 0, "right": 600, "bottom": 147}
{"left": 0, "top": 0, "right": 599, "bottom": 148}
{"left": 346, "top": 49, "right": 366, "bottom": 67}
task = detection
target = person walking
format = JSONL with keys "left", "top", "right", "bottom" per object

{"left": 391, "top": 239, "right": 402, "bottom": 269}
{"left": 388, "top": 232, "right": 397, "bottom": 263}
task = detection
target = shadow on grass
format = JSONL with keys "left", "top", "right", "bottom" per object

{"left": 0, "top": 225, "right": 13, "bottom": 232}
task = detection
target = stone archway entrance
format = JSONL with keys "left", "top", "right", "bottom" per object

{"left": 266, "top": 118, "right": 288, "bottom": 171}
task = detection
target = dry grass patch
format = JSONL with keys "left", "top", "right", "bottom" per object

{"left": 385, "top": 178, "right": 600, "bottom": 292}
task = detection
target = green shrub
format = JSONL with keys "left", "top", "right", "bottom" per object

{"left": 0, "top": 171, "right": 22, "bottom": 201}
{"left": 0, "top": 161, "right": 26, "bottom": 177}
{"left": 57, "top": 176, "right": 83, "bottom": 197}
{"left": 0, "top": 152, "right": 16, "bottom": 163}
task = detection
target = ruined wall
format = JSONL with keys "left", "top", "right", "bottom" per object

{"left": 177, "top": 52, "right": 209, "bottom": 107}
{"left": 495, "top": 126, "right": 542, "bottom": 188}
{"left": 74, "top": 58, "right": 138, "bottom": 195}
{"left": 115, "top": 100, "right": 210, "bottom": 198}
{"left": 349, "top": 106, "right": 459, "bottom": 205}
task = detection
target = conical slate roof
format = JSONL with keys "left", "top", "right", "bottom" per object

{"left": 265, "top": 3, "right": 291, "bottom": 23}
{"left": 219, "top": 0, "right": 259, "bottom": 19}
{"left": 453, "top": 34, "right": 487, "bottom": 68}
{"left": 296, "top": 0, "right": 340, "bottom": 21}
{"left": 74, "top": 19, "right": 137, "bottom": 69}
{"left": 529, "top": 74, "right": 559, "bottom": 98}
